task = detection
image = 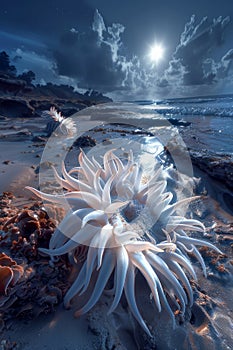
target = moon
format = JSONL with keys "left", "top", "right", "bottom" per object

{"left": 149, "top": 44, "right": 164, "bottom": 63}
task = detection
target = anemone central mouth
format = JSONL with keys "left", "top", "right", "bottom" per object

{"left": 121, "top": 199, "right": 144, "bottom": 223}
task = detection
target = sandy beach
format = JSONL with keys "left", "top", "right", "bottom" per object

{"left": 0, "top": 104, "right": 233, "bottom": 350}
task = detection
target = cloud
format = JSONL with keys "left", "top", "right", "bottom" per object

{"left": 70, "top": 28, "right": 79, "bottom": 34}
{"left": 53, "top": 9, "right": 155, "bottom": 98}
{"left": 6, "top": 9, "right": 233, "bottom": 99}
{"left": 0, "top": 30, "right": 47, "bottom": 52}
{"left": 11, "top": 49, "right": 55, "bottom": 80}
{"left": 54, "top": 10, "right": 128, "bottom": 92}
{"left": 53, "top": 11, "right": 233, "bottom": 98}
{"left": 92, "top": 8, "right": 106, "bottom": 43}
{"left": 212, "top": 49, "right": 233, "bottom": 78}
{"left": 9, "top": 48, "right": 77, "bottom": 87}
{"left": 0, "top": 0, "right": 94, "bottom": 40}
{"left": 161, "top": 15, "right": 233, "bottom": 90}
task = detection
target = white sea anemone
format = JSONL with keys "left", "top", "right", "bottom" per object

{"left": 26, "top": 149, "right": 221, "bottom": 335}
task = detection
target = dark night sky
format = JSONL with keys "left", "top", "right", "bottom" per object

{"left": 1, "top": 0, "right": 233, "bottom": 99}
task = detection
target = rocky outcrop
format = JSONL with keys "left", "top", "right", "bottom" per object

{"left": 191, "top": 151, "right": 233, "bottom": 190}
{"left": 0, "top": 94, "right": 111, "bottom": 119}
{"left": 0, "top": 82, "right": 112, "bottom": 118}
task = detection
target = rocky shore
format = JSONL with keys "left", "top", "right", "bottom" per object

{"left": 0, "top": 71, "right": 112, "bottom": 119}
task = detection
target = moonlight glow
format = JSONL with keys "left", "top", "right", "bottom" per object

{"left": 149, "top": 44, "right": 164, "bottom": 63}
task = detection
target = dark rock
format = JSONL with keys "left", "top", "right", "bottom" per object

{"left": 0, "top": 98, "right": 34, "bottom": 118}
{"left": 29, "top": 100, "right": 55, "bottom": 111}
{"left": 191, "top": 151, "right": 233, "bottom": 190}
{"left": 73, "top": 135, "right": 97, "bottom": 148}
{"left": 60, "top": 107, "right": 79, "bottom": 117}
{"left": 17, "top": 210, "right": 41, "bottom": 237}
{"left": 168, "top": 117, "right": 191, "bottom": 126}
{"left": 32, "top": 136, "right": 47, "bottom": 142}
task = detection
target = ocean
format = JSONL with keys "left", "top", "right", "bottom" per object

{"left": 135, "top": 95, "right": 233, "bottom": 155}
{"left": 1, "top": 94, "right": 232, "bottom": 158}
